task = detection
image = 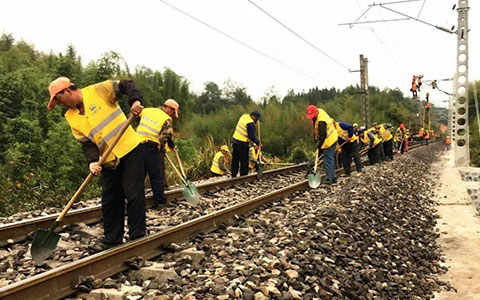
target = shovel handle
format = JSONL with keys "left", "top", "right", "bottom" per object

{"left": 313, "top": 149, "right": 319, "bottom": 173}
{"left": 336, "top": 140, "right": 348, "bottom": 151}
{"left": 173, "top": 148, "right": 187, "bottom": 178}
{"left": 257, "top": 120, "right": 262, "bottom": 161}
{"left": 166, "top": 152, "right": 187, "bottom": 184}
{"left": 56, "top": 113, "right": 136, "bottom": 222}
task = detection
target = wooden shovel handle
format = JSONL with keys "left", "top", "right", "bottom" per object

{"left": 314, "top": 149, "right": 319, "bottom": 173}
{"left": 173, "top": 148, "right": 187, "bottom": 178}
{"left": 56, "top": 114, "right": 136, "bottom": 222}
{"left": 257, "top": 120, "right": 262, "bottom": 160}
{"left": 166, "top": 153, "right": 187, "bottom": 183}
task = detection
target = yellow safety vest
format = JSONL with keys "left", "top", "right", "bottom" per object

{"left": 210, "top": 151, "right": 225, "bottom": 175}
{"left": 361, "top": 129, "right": 382, "bottom": 147}
{"left": 136, "top": 108, "right": 171, "bottom": 144}
{"left": 232, "top": 114, "right": 255, "bottom": 142}
{"left": 65, "top": 80, "right": 140, "bottom": 166}
{"left": 378, "top": 124, "right": 393, "bottom": 141}
{"left": 314, "top": 109, "right": 338, "bottom": 149}
{"left": 395, "top": 128, "right": 405, "bottom": 142}
{"left": 335, "top": 123, "right": 357, "bottom": 143}
{"left": 249, "top": 147, "right": 260, "bottom": 169}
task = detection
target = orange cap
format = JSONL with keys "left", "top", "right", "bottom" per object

{"left": 306, "top": 105, "right": 317, "bottom": 119}
{"left": 47, "top": 77, "right": 72, "bottom": 110}
{"left": 164, "top": 99, "right": 179, "bottom": 118}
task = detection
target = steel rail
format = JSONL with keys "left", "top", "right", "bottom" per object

{"left": 0, "top": 163, "right": 307, "bottom": 242}
{"left": 0, "top": 141, "right": 433, "bottom": 300}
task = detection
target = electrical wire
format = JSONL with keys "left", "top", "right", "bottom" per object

{"left": 354, "top": 0, "right": 398, "bottom": 63}
{"left": 417, "top": 0, "right": 427, "bottom": 18}
{"left": 157, "top": 0, "right": 322, "bottom": 83}
{"left": 246, "top": 0, "right": 350, "bottom": 71}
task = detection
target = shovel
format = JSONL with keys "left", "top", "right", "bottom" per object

{"left": 166, "top": 149, "right": 200, "bottom": 206}
{"left": 307, "top": 149, "right": 321, "bottom": 188}
{"left": 31, "top": 113, "right": 136, "bottom": 262}
{"left": 256, "top": 120, "right": 264, "bottom": 179}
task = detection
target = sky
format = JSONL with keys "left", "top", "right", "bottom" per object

{"left": 1, "top": 0, "right": 478, "bottom": 108}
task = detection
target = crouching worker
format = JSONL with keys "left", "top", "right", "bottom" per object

{"left": 358, "top": 126, "right": 381, "bottom": 165}
{"left": 47, "top": 77, "right": 146, "bottom": 250}
{"left": 211, "top": 145, "right": 231, "bottom": 176}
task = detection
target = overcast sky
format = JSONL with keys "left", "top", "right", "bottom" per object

{"left": 1, "top": 0, "right": 477, "bottom": 107}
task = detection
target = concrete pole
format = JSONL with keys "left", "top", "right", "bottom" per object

{"left": 453, "top": 0, "right": 469, "bottom": 166}
{"left": 360, "top": 54, "right": 370, "bottom": 128}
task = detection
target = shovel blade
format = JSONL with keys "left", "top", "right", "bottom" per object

{"left": 256, "top": 164, "right": 264, "bottom": 179}
{"left": 180, "top": 181, "right": 200, "bottom": 206}
{"left": 30, "top": 227, "right": 60, "bottom": 262}
{"left": 307, "top": 173, "right": 321, "bottom": 188}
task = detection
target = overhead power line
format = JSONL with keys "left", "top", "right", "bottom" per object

{"left": 417, "top": 0, "right": 427, "bottom": 18}
{"left": 246, "top": 0, "right": 350, "bottom": 71}
{"left": 157, "top": 0, "right": 321, "bottom": 83}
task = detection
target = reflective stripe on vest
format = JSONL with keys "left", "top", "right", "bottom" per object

{"left": 232, "top": 114, "right": 254, "bottom": 142}
{"left": 136, "top": 108, "right": 171, "bottom": 144}
{"left": 314, "top": 108, "right": 338, "bottom": 149}
{"left": 210, "top": 151, "right": 224, "bottom": 175}
{"left": 65, "top": 80, "right": 140, "bottom": 165}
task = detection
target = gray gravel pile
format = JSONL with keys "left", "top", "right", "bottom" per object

{"left": 107, "top": 143, "right": 453, "bottom": 299}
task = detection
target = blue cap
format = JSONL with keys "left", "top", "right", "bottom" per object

{"left": 251, "top": 111, "right": 261, "bottom": 121}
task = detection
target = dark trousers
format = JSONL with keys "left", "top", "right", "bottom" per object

{"left": 383, "top": 139, "right": 393, "bottom": 160}
{"left": 100, "top": 146, "right": 146, "bottom": 244}
{"left": 158, "top": 146, "right": 168, "bottom": 189}
{"left": 341, "top": 142, "right": 354, "bottom": 175}
{"left": 336, "top": 151, "right": 342, "bottom": 169}
{"left": 352, "top": 142, "right": 363, "bottom": 172}
{"left": 367, "top": 144, "right": 380, "bottom": 165}
{"left": 378, "top": 142, "right": 385, "bottom": 161}
{"left": 231, "top": 143, "right": 249, "bottom": 177}
{"left": 140, "top": 142, "right": 166, "bottom": 206}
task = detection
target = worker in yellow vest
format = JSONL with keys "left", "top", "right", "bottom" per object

{"left": 358, "top": 126, "right": 382, "bottom": 165}
{"left": 47, "top": 77, "right": 145, "bottom": 249}
{"left": 306, "top": 105, "right": 338, "bottom": 184}
{"left": 136, "top": 99, "right": 178, "bottom": 209}
{"left": 211, "top": 146, "right": 230, "bottom": 176}
{"left": 231, "top": 111, "right": 262, "bottom": 177}
{"left": 333, "top": 120, "right": 362, "bottom": 176}
{"left": 374, "top": 122, "right": 394, "bottom": 161}
{"left": 370, "top": 123, "right": 386, "bottom": 161}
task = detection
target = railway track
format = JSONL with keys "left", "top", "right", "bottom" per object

{"left": 0, "top": 141, "right": 433, "bottom": 300}
{"left": 0, "top": 163, "right": 308, "bottom": 242}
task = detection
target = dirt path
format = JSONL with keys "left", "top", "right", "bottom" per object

{"left": 434, "top": 151, "right": 480, "bottom": 300}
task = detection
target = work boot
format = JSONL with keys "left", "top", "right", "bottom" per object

{"left": 89, "top": 242, "right": 120, "bottom": 253}
{"left": 153, "top": 202, "right": 175, "bottom": 209}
